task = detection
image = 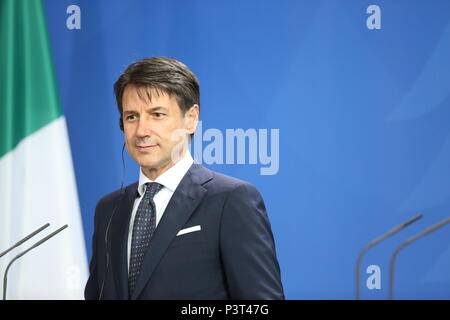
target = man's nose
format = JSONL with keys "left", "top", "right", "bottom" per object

{"left": 136, "top": 117, "right": 153, "bottom": 137}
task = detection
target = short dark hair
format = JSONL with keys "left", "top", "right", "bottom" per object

{"left": 114, "top": 57, "right": 200, "bottom": 137}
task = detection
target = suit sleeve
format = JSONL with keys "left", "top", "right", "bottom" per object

{"left": 219, "top": 182, "right": 285, "bottom": 299}
{"left": 84, "top": 201, "right": 101, "bottom": 300}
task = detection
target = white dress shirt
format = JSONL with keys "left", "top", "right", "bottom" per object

{"left": 127, "top": 149, "right": 194, "bottom": 273}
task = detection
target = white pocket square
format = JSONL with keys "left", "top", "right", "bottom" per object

{"left": 176, "top": 225, "right": 201, "bottom": 236}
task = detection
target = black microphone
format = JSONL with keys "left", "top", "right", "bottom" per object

{"left": 2, "top": 224, "right": 69, "bottom": 300}
{"left": 98, "top": 143, "right": 126, "bottom": 300}
{"left": 389, "top": 216, "right": 450, "bottom": 300}
{"left": 0, "top": 223, "right": 50, "bottom": 258}
{"left": 355, "top": 213, "right": 423, "bottom": 299}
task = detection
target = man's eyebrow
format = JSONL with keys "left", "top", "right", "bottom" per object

{"left": 148, "top": 106, "right": 169, "bottom": 112}
{"left": 123, "top": 106, "right": 168, "bottom": 114}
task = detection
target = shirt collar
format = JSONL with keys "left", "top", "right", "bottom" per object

{"left": 137, "top": 149, "right": 194, "bottom": 196}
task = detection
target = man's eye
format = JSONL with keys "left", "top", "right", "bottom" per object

{"left": 126, "top": 115, "right": 136, "bottom": 120}
{"left": 154, "top": 112, "right": 165, "bottom": 118}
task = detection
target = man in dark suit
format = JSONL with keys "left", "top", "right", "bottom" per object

{"left": 85, "top": 57, "right": 284, "bottom": 300}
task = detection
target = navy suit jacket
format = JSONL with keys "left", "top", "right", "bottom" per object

{"left": 85, "top": 163, "right": 284, "bottom": 300}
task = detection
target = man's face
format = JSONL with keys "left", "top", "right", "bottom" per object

{"left": 122, "top": 84, "right": 198, "bottom": 179}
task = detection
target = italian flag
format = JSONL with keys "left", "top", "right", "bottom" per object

{"left": 0, "top": 0, "right": 88, "bottom": 299}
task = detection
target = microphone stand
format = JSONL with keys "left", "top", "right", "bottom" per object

{"left": 389, "top": 216, "right": 450, "bottom": 300}
{"left": 0, "top": 223, "right": 50, "bottom": 258}
{"left": 2, "top": 224, "right": 69, "bottom": 300}
{"left": 355, "top": 214, "right": 423, "bottom": 299}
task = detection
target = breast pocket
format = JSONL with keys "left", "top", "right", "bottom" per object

{"left": 169, "top": 226, "right": 205, "bottom": 248}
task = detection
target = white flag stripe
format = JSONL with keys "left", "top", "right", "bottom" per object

{"left": 0, "top": 117, "right": 88, "bottom": 299}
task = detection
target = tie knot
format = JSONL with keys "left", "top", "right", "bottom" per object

{"left": 144, "top": 182, "right": 163, "bottom": 199}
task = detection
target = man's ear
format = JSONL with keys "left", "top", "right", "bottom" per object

{"left": 185, "top": 104, "right": 199, "bottom": 135}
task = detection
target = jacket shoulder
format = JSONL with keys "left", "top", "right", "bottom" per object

{"left": 94, "top": 182, "right": 138, "bottom": 219}
{"left": 193, "top": 164, "right": 259, "bottom": 196}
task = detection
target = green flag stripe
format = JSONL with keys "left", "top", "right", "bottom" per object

{"left": 0, "top": 0, "right": 62, "bottom": 158}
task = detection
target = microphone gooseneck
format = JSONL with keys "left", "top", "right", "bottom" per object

{"left": 0, "top": 223, "right": 50, "bottom": 259}
{"left": 355, "top": 213, "right": 423, "bottom": 300}
{"left": 389, "top": 216, "right": 450, "bottom": 300}
{"left": 2, "top": 224, "right": 69, "bottom": 300}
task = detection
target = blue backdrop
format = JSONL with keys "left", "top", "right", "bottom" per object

{"left": 42, "top": 0, "right": 450, "bottom": 299}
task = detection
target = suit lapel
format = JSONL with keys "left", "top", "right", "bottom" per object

{"left": 110, "top": 183, "right": 138, "bottom": 300}
{"left": 131, "top": 164, "right": 213, "bottom": 300}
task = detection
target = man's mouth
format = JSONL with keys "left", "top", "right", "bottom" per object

{"left": 136, "top": 144, "right": 157, "bottom": 151}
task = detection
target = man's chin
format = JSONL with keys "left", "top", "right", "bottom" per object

{"left": 131, "top": 154, "right": 158, "bottom": 168}
{"left": 138, "top": 158, "right": 173, "bottom": 172}
{"left": 138, "top": 160, "right": 161, "bottom": 170}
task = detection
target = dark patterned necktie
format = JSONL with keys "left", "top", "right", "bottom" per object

{"left": 128, "top": 182, "right": 163, "bottom": 298}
